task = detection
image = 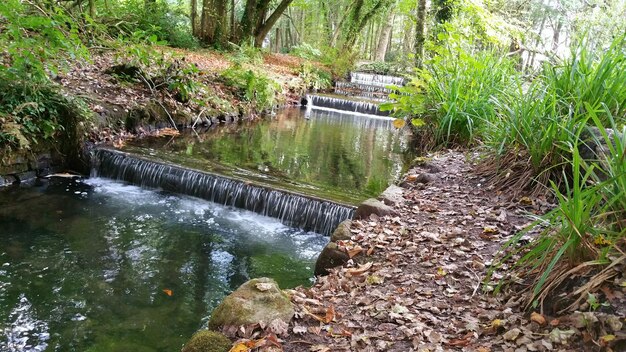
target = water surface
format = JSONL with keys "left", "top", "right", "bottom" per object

{"left": 123, "top": 107, "right": 410, "bottom": 205}
{"left": 0, "top": 178, "right": 326, "bottom": 351}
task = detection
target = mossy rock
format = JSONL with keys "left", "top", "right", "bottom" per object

{"left": 181, "top": 330, "right": 231, "bottom": 352}
{"left": 314, "top": 242, "right": 349, "bottom": 276}
{"left": 330, "top": 220, "right": 353, "bottom": 242}
{"left": 208, "top": 278, "right": 294, "bottom": 330}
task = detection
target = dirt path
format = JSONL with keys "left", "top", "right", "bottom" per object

{"left": 279, "top": 151, "right": 625, "bottom": 352}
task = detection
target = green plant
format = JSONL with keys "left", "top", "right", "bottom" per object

{"left": 0, "top": 0, "right": 88, "bottom": 82}
{"left": 298, "top": 63, "right": 332, "bottom": 91}
{"left": 488, "top": 113, "right": 625, "bottom": 312}
{"left": 382, "top": 36, "right": 517, "bottom": 148}
{"left": 290, "top": 43, "right": 322, "bottom": 60}
{"left": 221, "top": 65, "right": 280, "bottom": 111}
{"left": 228, "top": 40, "right": 264, "bottom": 66}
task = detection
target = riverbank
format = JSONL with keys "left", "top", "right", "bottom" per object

{"left": 1, "top": 48, "right": 329, "bottom": 183}
{"left": 265, "top": 150, "right": 624, "bottom": 351}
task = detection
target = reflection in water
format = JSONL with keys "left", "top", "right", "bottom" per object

{"left": 123, "top": 107, "right": 410, "bottom": 205}
{"left": 0, "top": 178, "right": 326, "bottom": 351}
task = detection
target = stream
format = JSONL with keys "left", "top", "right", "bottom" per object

{"left": 0, "top": 75, "right": 409, "bottom": 351}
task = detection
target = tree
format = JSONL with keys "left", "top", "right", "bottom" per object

{"left": 414, "top": 0, "right": 427, "bottom": 67}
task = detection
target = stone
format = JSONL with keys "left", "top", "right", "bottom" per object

{"left": 579, "top": 126, "right": 623, "bottom": 161}
{"left": 208, "top": 278, "right": 294, "bottom": 330}
{"left": 378, "top": 185, "right": 405, "bottom": 206}
{"left": 406, "top": 173, "right": 436, "bottom": 185}
{"left": 182, "top": 330, "right": 232, "bottom": 352}
{"left": 354, "top": 198, "right": 398, "bottom": 219}
{"left": 330, "top": 220, "right": 353, "bottom": 242}
{"left": 314, "top": 242, "right": 350, "bottom": 276}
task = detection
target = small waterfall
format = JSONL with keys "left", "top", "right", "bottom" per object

{"left": 307, "top": 109, "right": 395, "bottom": 130}
{"left": 350, "top": 72, "right": 405, "bottom": 87}
{"left": 91, "top": 149, "right": 355, "bottom": 236}
{"left": 306, "top": 95, "right": 390, "bottom": 117}
{"left": 334, "top": 81, "right": 391, "bottom": 101}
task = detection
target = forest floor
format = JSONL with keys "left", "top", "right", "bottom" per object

{"left": 279, "top": 151, "right": 626, "bottom": 352}
{"left": 55, "top": 48, "right": 315, "bottom": 146}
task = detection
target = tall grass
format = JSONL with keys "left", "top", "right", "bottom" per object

{"left": 384, "top": 45, "right": 517, "bottom": 148}
{"left": 479, "top": 35, "right": 626, "bottom": 195}
{"left": 490, "top": 113, "right": 625, "bottom": 311}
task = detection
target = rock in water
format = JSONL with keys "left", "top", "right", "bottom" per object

{"left": 314, "top": 242, "right": 350, "bottom": 276}
{"left": 354, "top": 198, "right": 398, "bottom": 219}
{"left": 208, "top": 278, "right": 294, "bottom": 330}
{"left": 182, "top": 330, "right": 232, "bottom": 352}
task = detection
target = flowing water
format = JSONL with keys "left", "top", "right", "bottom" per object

{"left": 0, "top": 102, "right": 409, "bottom": 351}
{"left": 0, "top": 178, "right": 326, "bottom": 351}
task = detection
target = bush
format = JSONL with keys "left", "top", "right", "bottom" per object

{"left": 383, "top": 42, "right": 517, "bottom": 148}
{"left": 479, "top": 34, "right": 626, "bottom": 194}
{"left": 298, "top": 63, "right": 332, "bottom": 91}
{"left": 220, "top": 65, "right": 281, "bottom": 111}
{"left": 489, "top": 113, "right": 625, "bottom": 312}
{"left": 290, "top": 42, "right": 322, "bottom": 60}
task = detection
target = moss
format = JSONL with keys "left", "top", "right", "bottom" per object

{"left": 181, "top": 330, "right": 231, "bottom": 352}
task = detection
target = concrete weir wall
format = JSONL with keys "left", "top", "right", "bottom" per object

{"left": 0, "top": 152, "right": 59, "bottom": 187}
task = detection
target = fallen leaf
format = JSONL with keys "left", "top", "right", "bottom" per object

{"left": 549, "top": 328, "right": 576, "bottom": 344}
{"left": 162, "top": 289, "right": 173, "bottom": 296}
{"left": 519, "top": 196, "right": 533, "bottom": 205}
{"left": 503, "top": 328, "right": 521, "bottom": 341}
{"left": 530, "top": 312, "right": 546, "bottom": 325}
{"left": 347, "top": 246, "right": 363, "bottom": 258}
{"left": 292, "top": 325, "right": 307, "bottom": 334}
{"left": 599, "top": 334, "right": 616, "bottom": 346}
{"left": 229, "top": 342, "right": 250, "bottom": 352}
{"left": 324, "top": 306, "right": 335, "bottom": 324}
{"left": 346, "top": 262, "right": 373, "bottom": 276}
{"left": 256, "top": 283, "right": 274, "bottom": 292}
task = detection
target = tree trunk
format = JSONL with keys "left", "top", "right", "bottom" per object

{"left": 253, "top": 0, "right": 294, "bottom": 47}
{"left": 199, "top": 0, "right": 228, "bottom": 47}
{"left": 191, "top": 0, "right": 198, "bottom": 36}
{"left": 375, "top": 12, "right": 394, "bottom": 62}
{"left": 414, "top": 0, "right": 427, "bottom": 68}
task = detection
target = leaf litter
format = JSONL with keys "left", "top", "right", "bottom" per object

{"left": 274, "top": 151, "right": 626, "bottom": 352}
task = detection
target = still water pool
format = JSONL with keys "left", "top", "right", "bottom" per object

{"left": 0, "top": 178, "right": 326, "bottom": 351}
{"left": 123, "top": 107, "right": 410, "bottom": 205}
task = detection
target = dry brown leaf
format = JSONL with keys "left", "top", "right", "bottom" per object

{"left": 346, "top": 262, "right": 373, "bottom": 276}
{"left": 530, "top": 312, "right": 546, "bottom": 325}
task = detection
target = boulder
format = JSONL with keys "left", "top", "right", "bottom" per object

{"left": 182, "top": 330, "right": 232, "bottom": 352}
{"left": 378, "top": 185, "right": 405, "bottom": 206}
{"left": 314, "top": 242, "right": 350, "bottom": 276}
{"left": 354, "top": 198, "right": 398, "bottom": 219}
{"left": 208, "top": 278, "right": 294, "bottom": 330}
{"left": 330, "top": 220, "right": 353, "bottom": 242}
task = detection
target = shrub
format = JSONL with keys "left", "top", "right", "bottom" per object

{"left": 383, "top": 43, "right": 517, "bottom": 148}
{"left": 220, "top": 65, "right": 281, "bottom": 111}
{"left": 290, "top": 42, "right": 322, "bottom": 60}
{"left": 298, "top": 63, "right": 332, "bottom": 91}
{"left": 489, "top": 113, "right": 625, "bottom": 312}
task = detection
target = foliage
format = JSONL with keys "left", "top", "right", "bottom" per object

{"left": 228, "top": 40, "right": 265, "bottom": 66}
{"left": 0, "top": 0, "right": 88, "bottom": 82}
{"left": 357, "top": 61, "right": 403, "bottom": 75}
{"left": 319, "top": 47, "right": 357, "bottom": 79}
{"left": 221, "top": 65, "right": 281, "bottom": 111}
{"left": 103, "top": 0, "right": 199, "bottom": 49}
{"left": 290, "top": 43, "right": 323, "bottom": 60}
{"left": 383, "top": 32, "right": 518, "bottom": 147}
{"left": 489, "top": 113, "right": 625, "bottom": 311}
{"left": 480, "top": 34, "right": 626, "bottom": 193}
{"left": 0, "top": 81, "right": 90, "bottom": 157}
{"left": 298, "top": 63, "right": 332, "bottom": 90}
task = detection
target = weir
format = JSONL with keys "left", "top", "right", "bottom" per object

{"left": 350, "top": 72, "right": 405, "bottom": 87}
{"left": 305, "top": 107, "right": 395, "bottom": 130}
{"left": 91, "top": 148, "right": 355, "bottom": 236}
{"left": 305, "top": 94, "right": 390, "bottom": 117}
{"left": 334, "top": 81, "right": 391, "bottom": 101}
